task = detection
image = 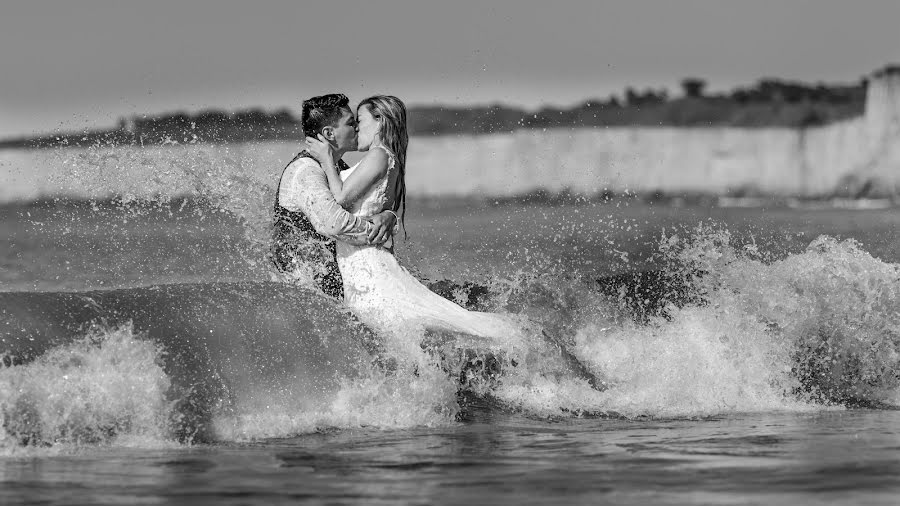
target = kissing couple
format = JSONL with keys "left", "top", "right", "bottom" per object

{"left": 272, "top": 93, "right": 600, "bottom": 386}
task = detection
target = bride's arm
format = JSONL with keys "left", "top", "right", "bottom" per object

{"left": 331, "top": 148, "right": 390, "bottom": 207}
{"left": 307, "top": 136, "right": 389, "bottom": 207}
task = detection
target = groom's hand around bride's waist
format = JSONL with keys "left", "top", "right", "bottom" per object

{"left": 367, "top": 211, "right": 397, "bottom": 244}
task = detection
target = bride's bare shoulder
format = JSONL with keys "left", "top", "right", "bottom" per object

{"left": 360, "top": 146, "right": 391, "bottom": 172}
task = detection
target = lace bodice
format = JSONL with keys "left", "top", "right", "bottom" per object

{"left": 341, "top": 145, "right": 396, "bottom": 218}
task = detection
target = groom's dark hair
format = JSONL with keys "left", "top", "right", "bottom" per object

{"left": 301, "top": 94, "right": 350, "bottom": 138}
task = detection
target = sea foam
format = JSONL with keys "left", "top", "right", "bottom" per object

{"left": 0, "top": 324, "right": 173, "bottom": 454}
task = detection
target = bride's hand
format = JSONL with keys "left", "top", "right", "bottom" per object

{"left": 305, "top": 134, "right": 334, "bottom": 167}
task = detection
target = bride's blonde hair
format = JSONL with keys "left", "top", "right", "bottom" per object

{"left": 358, "top": 95, "right": 408, "bottom": 235}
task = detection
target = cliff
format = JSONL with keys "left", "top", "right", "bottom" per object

{"left": 405, "top": 66, "right": 900, "bottom": 199}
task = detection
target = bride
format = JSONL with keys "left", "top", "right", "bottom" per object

{"left": 306, "top": 96, "right": 600, "bottom": 387}
{"left": 305, "top": 95, "right": 522, "bottom": 343}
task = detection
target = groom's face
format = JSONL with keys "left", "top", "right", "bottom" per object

{"left": 328, "top": 108, "right": 358, "bottom": 152}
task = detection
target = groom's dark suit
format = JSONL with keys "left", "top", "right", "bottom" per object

{"left": 271, "top": 151, "right": 371, "bottom": 298}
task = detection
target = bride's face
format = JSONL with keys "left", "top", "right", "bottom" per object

{"left": 356, "top": 105, "right": 380, "bottom": 151}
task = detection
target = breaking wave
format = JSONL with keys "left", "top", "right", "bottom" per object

{"left": 3, "top": 227, "right": 897, "bottom": 455}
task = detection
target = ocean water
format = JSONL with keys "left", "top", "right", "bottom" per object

{"left": 2, "top": 142, "right": 900, "bottom": 504}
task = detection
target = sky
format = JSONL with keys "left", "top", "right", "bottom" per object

{"left": 1, "top": 0, "right": 899, "bottom": 138}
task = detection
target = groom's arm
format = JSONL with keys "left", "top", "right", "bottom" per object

{"left": 294, "top": 163, "right": 390, "bottom": 246}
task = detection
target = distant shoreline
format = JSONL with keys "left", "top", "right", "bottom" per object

{"left": 0, "top": 76, "right": 866, "bottom": 150}
{"left": 3, "top": 191, "right": 896, "bottom": 212}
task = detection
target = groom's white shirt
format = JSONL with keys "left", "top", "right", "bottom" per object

{"left": 278, "top": 156, "right": 371, "bottom": 246}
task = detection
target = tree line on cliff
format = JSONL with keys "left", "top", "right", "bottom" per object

{"left": 1, "top": 77, "right": 866, "bottom": 149}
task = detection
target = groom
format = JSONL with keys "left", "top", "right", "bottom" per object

{"left": 272, "top": 93, "right": 396, "bottom": 298}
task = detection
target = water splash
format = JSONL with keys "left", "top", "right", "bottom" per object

{"left": 47, "top": 142, "right": 292, "bottom": 268}
{"left": 3, "top": 225, "right": 898, "bottom": 454}
{"left": 571, "top": 226, "right": 900, "bottom": 416}
{"left": 213, "top": 365, "right": 460, "bottom": 441}
{"left": 0, "top": 324, "right": 173, "bottom": 454}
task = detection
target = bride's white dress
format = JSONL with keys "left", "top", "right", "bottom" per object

{"left": 335, "top": 146, "right": 520, "bottom": 341}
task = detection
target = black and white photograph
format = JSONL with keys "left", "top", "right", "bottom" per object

{"left": 2, "top": 1, "right": 900, "bottom": 504}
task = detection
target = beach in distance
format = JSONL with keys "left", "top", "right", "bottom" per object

{"left": 5, "top": 66, "right": 900, "bottom": 204}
